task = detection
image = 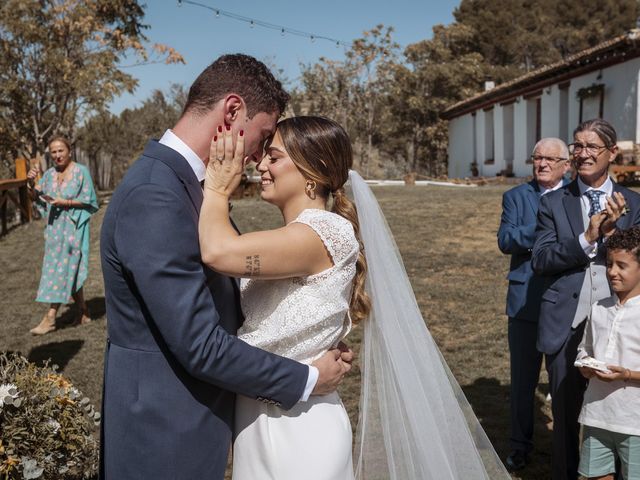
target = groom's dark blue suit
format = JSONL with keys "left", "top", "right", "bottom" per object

{"left": 99, "top": 141, "right": 308, "bottom": 479}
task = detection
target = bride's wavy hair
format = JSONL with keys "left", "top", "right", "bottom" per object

{"left": 276, "top": 116, "right": 371, "bottom": 324}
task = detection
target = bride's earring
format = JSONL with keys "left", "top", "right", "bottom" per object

{"left": 305, "top": 180, "right": 317, "bottom": 200}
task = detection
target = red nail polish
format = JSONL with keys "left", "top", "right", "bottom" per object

{"left": 226, "top": 125, "right": 230, "bottom": 131}
{"left": 239, "top": 130, "right": 244, "bottom": 137}
{"left": 218, "top": 125, "right": 222, "bottom": 133}
{"left": 213, "top": 136, "right": 217, "bottom": 142}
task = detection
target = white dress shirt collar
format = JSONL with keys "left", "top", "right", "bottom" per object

{"left": 577, "top": 176, "right": 613, "bottom": 197}
{"left": 539, "top": 179, "right": 565, "bottom": 196}
{"left": 158, "top": 129, "right": 206, "bottom": 183}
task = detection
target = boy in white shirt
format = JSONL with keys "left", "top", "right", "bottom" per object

{"left": 576, "top": 226, "right": 640, "bottom": 480}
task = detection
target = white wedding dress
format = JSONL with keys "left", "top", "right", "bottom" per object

{"left": 232, "top": 208, "right": 358, "bottom": 480}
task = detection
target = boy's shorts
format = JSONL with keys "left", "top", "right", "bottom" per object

{"left": 579, "top": 425, "right": 640, "bottom": 480}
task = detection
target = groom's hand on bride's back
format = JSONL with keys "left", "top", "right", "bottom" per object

{"left": 311, "top": 348, "right": 352, "bottom": 395}
{"left": 336, "top": 341, "right": 354, "bottom": 364}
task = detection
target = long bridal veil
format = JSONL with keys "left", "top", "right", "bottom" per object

{"left": 349, "top": 170, "right": 510, "bottom": 479}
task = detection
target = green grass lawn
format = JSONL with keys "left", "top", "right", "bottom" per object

{"left": 0, "top": 184, "right": 553, "bottom": 479}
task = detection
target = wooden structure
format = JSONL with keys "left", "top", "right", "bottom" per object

{"left": 0, "top": 158, "right": 32, "bottom": 235}
{"left": 610, "top": 164, "right": 640, "bottom": 184}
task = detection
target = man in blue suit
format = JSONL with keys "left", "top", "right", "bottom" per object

{"left": 532, "top": 119, "right": 640, "bottom": 480}
{"left": 498, "top": 138, "right": 570, "bottom": 471}
{"left": 99, "top": 54, "right": 350, "bottom": 479}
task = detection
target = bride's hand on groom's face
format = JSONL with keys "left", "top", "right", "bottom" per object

{"left": 204, "top": 125, "right": 246, "bottom": 197}
{"left": 311, "top": 349, "right": 351, "bottom": 396}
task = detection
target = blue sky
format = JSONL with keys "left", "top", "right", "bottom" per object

{"left": 109, "top": 0, "right": 460, "bottom": 114}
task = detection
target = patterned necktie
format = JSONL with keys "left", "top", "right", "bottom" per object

{"left": 585, "top": 190, "right": 606, "bottom": 216}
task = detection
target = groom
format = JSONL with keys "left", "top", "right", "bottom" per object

{"left": 99, "top": 54, "right": 350, "bottom": 479}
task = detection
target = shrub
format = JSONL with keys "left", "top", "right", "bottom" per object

{"left": 0, "top": 352, "right": 99, "bottom": 479}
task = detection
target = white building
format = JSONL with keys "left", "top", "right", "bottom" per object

{"left": 442, "top": 30, "right": 640, "bottom": 178}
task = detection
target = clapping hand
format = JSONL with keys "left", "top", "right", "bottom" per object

{"left": 600, "top": 192, "right": 628, "bottom": 238}
{"left": 584, "top": 192, "right": 628, "bottom": 243}
{"left": 204, "top": 125, "right": 246, "bottom": 197}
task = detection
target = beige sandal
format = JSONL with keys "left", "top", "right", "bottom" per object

{"left": 30, "top": 312, "right": 56, "bottom": 335}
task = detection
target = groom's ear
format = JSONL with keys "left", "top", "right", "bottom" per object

{"left": 222, "top": 94, "right": 244, "bottom": 126}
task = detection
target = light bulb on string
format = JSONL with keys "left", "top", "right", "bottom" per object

{"left": 176, "top": 2, "right": 346, "bottom": 48}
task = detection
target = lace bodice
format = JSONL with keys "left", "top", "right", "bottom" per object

{"left": 238, "top": 209, "right": 359, "bottom": 364}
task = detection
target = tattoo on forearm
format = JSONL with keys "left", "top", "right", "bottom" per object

{"left": 244, "top": 255, "right": 261, "bottom": 276}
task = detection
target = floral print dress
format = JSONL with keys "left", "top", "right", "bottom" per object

{"left": 35, "top": 163, "right": 99, "bottom": 304}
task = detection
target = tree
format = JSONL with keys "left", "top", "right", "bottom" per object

{"left": 387, "top": 23, "right": 485, "bottom": 175}
{"left": 294, "top": 58, "right": 356, "bottom": 135}
{"left": 294, "top": 25, "right": 398, "bottom": 176}
{"left": 454, "top": 0, "right": 638, "bottom": 81}
{"left": 76, "top": 84, "right": 186, "bottom": 188}
{"left": 0, "top": 0, "right": 184, "bottom": 164}
{"left": 345, "top": 25, "right": 399, "bottom": 176}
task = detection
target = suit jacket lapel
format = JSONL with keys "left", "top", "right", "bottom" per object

{"left": 144, "top": 140, "right": 243, "bottom": 293}
{"left": 563, "top": 180, "right": 584, "bottom": 236}
{"left": 142, "top": 140, "right": 204, "bottom": 214}
{"left": 525, "top": 181, "right": 540, "bottom": 216}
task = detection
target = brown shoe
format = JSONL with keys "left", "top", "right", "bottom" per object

{"left": 30, "top": 312, "right": 56, "bottom": 335}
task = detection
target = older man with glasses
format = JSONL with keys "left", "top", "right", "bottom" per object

{"left": 532, "top": 119, "right": 640, "bottom": 480}
{"left": 498, "top": 138, "right": 570, "bottom": 471}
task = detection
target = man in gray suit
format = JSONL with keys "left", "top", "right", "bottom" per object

{"left": 498, "top": 138, "right": 570, "bottom": 471}
{"left": 532, "top": 119, "right": 640, "bottom": 479}
{"left": 100, "top": 54, "right": 350, "bottom": 479}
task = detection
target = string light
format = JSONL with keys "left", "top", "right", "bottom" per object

{"left": 177, "top": 0, "right": 347, "bottom": 47}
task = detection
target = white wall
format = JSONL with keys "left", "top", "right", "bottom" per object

{"left": 447, "top": 114, "right": 474, "bottom": 178}
{"left": 447, "top": 57, "right": 640, "bottom": 178}
{"left": 513, "top": 98, "right": 529, "bottom": 177}
{"left": 567, "top": 58, "right": 640, "bottom": 142}
{"left": 542, "top": 87, "right": 559, "bottom": 137}
{"left": 503, "top": 103, "right": 515, "bottom": 171}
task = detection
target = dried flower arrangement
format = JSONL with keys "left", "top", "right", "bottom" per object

{"left": 0, "top": 352, "right": 99, "bottom": 479}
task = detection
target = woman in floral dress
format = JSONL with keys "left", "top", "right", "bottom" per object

{"left": 26, "top": 137, "right": 99, "bottom": 335}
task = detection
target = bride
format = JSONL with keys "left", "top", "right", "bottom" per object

{"left": 199, "top": 116, "right": 510, "bottom": 479}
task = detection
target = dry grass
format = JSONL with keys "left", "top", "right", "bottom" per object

{"left": 0, "top": 184, "right": 553, "bottom": 479}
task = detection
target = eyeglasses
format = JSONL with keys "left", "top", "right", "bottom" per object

{"left": 568, "top": 143, "right": 611, "bottom": 155}
{"left": 531, "top": 155, "right": 568, "bottom": 164}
